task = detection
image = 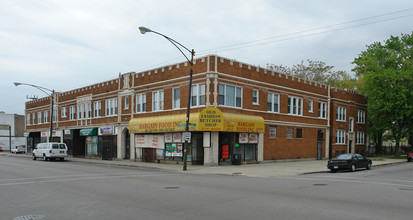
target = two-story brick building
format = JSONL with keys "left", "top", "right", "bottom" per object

{"left": 24, "top": 55, "right": 367, "bottom": 165}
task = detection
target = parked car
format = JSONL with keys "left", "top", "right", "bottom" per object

{"left": 33, "top": 142, "right": 68, "bottom": 161}
{"left": 407, "top": 152, "right": 413, "bottom": 162}
{"left": 0, "top": 146, "right": 3, "bottom": 152}
{"left": 328, "top": 153, "right": 372, "bottom": 173}
{"left": 11, "top": 145, "right": 26, "bottom": 154}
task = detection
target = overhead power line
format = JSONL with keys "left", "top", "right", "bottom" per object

{"left": 197, "top": 8, "right": 413, "bottom": 55}
{"left": 137, "top": 8, "right": 413, "bottom": 72}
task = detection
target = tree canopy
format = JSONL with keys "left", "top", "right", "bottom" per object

{"left": 267, "top": 60, "right": 357, "bottom": 90}
{"left": 352, "top": 32, "right": 413, "bottom": 156}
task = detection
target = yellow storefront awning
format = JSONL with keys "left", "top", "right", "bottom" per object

{"left": 129, "top": 107, "right": 264, "bottom": 134}
{"left": 129, "top": 113, "right": 199, "bottom": 133}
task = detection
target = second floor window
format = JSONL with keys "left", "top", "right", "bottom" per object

{"left": 267, "top": 93, "right": 279, "bottom": 113}
{"left": 61, "top": 107, "right": 67, "bottom": 118}
{"left": 357, "top": 110, "right": 365, "bottom": 124}
{"left": 191, "top": 84, "right": 205, "bottom": 107}
{"left": 309, "top": 100, "right": 313, "bottom": 113}
{"left": 26, "top": 114, "right": 30, "bottom": 125}
{"left": 288, "top": 96, "right": 303, "bottom": 116}
{"left": 94, "top": 101, "right": 101, "bottom": 117}
{"left": 105, "top": 98, "right": 118, "bottom": 116}
{"left": 252, "top": 89, "right": 259, "bottom": 105}
{"left": 152, "top": 90, "right": 164, "bottom": 111}
{"left": 38, "top": 112, "right": 42, "bottom": 124}
{"left": 124, "top": 96, "right": 129, "bottom": 110}
{"left": 44, "top": 110, "right": 49, "bottom": 123}
{"left": 336, "top": 106, "right": 346, "bottom": 121}
{"left": 219, "top": 84, "right": 242, "bottom": 108}
{"left": 173, "top": 88, "right": 180, "bottom": 109}
{"left": 69, "top": 105, "right": 76, "bottom": 120}
{"left": 136, "top": 93, "right": 146, "bottom": 113}
{"left": 318, "top": 102, "right": 327, "bottom": 119}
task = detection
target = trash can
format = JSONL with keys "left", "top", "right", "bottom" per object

{"left": 232, "top": 154, "right": 241, "bottom": 165}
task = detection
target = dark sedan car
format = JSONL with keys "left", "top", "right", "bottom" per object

{"left": 328, "top": 153, "right": 372, "bottom": 173}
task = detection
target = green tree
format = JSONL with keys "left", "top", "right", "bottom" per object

{"left": 267, "top": 60, "right": 357, "bottom": 90}
{"left": 353, "top": 32, "right": 413, "bottom": 157}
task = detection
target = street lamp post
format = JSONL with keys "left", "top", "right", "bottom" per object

{"left": 14, "top": 82, "right": 55, "bottom": 143}
{"left": 138, "top": 26, "right": 195, "bottom": 171}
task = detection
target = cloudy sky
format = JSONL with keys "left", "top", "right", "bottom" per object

{"left": 1, "top": 0, "right": 412, "bottom": 115}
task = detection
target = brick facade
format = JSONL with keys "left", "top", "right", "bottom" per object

{"left": 24, "top": 55, "right": 367, "bottom": 163}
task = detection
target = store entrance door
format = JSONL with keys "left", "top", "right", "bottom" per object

{"left": 143, "top": 148, "right": 156, "bottom": 162}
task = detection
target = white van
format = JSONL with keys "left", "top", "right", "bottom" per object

{"left": 33, "top": 142, "right": 68, "bottom": 161}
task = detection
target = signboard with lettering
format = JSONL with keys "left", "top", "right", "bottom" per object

{"left": 239, "top": 133, "right": 249, "bottom": 143}
{"left": 198, "top": 107, "right": 224, "bottom": 131}
{"left": 249, "top": 133, "right": 258, "bottom": 143}
{"left": 164, "top": 133, "right": 173, "bottom": 143}
{"left": 135, "top": 134, "right": 165, "bottom": 149}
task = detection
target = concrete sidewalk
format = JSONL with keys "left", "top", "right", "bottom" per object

{"left": 1, "top": 152, "right": 407, "bottom": 177}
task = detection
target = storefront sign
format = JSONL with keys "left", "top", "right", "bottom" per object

{"left": 129, "top": 107, "right": 264, "bottom": 133}
{"left": 249, "top": 133, "right": 258, "bottom": 143}
{"left": 239, "top": 133, "right": 249, "bottom": 143}
{"left": 164, "top": 133, "right": 173, "bottom": 143}
{"left": 99, "top": 126, "right": 114, "bottom": 135}
{"left": 173, "top": 133, "right": 182, "bottom": 143}
{"left": 41, "top": 131, "right": 47, "bottom": 137}
{"left": 80, "top": 128, "right": 98, "bottom": 136}
{"left": 135, "top": 134, "right": 165, "bottom": 149}
{"left": 198, "top": 107, "right": 224, "bottom": 131}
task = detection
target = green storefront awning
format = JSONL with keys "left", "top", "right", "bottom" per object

{"left": 80, "top": 128, "right": 98, "bottom": 136}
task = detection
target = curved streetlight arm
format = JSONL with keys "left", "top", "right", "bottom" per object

{"left": 14, "top": 82, "right": 55, "bottom": 143}
{"left": 138, "top": 26, "right": 195, "bottom": 64}
{"left": 14, "top": 82, "right": 53, "bottom": 96}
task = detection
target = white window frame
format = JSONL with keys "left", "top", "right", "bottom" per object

{"left": 61, "top": 107, "right": 67, "bottom": 118}
{"left": 44, "top": 110, "right": 49, "bottom": 123}
{"left": 172, "top": 88, "right": 180, "bottom": 109}
{"left": 105, "top": 98, "right": 118, "bottom": 116}
{"left": 267, "top": 92, "right": 280, "bottom": 113}
{"left": 124, "top": 96, "right": 129, "bottom": 110}
{"left": 335, "top": 130, "right": 346, "bottom": 144}
{"left": 318, "top": 102, "right": 327, "bottom": 119}
{"left": 356, "top": 131, "right": 365, "bottom": 144}
{"left": 191, "top": 83, "right": 206, "bottom": 107}
{"left": 94, "top": 101, "right": 101, "bottom": 118}
{"left": 152, "top": 90, "right": 164, "bottom": 112}
{"left": 69, "top": 105, "right": 76, "bottom": 120}
{"left": 336, "top": 106, "right": 347, "bottom": 122}
{"left": 309, "top": 100, "right": 313, "bottom": 113}
{"left": 38, "top": 112, "right": 42, "bottom": 124}
{"left": 288, "top": 96, "right": 303, "bottom": 116}
{"left": 32, "top": 113, "right": 35, "bottom": 124}
{"left": 357, "top": 110, "right": 365, "bottom": 124}
{"left": 349, "top": 118, "right": 354, "bottom": 132}
{"left": 252, "top": 89, "right": 259, "bottom": 105}
{"left": 219, "top": 84, "right": 242, "bottom": 108}
{"left": 53, "top": 109, "right": 57, "bottom": 122}
{"left": 26, "top": 114, "right": 30, "bottom": 125}
{"left": 136, "top": 93, "right": 146, "bottom": 113}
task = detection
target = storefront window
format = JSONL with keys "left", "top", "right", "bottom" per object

{"left": 86, "top": 136, "right": 98, "bottom": 156}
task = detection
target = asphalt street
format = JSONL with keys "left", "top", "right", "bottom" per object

{"left": 1, "top": 155, "right": 412, "bottom": 220}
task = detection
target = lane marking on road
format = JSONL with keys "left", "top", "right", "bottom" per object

{"left": 0, "top": 173, "right": 179, "bottom": 186}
